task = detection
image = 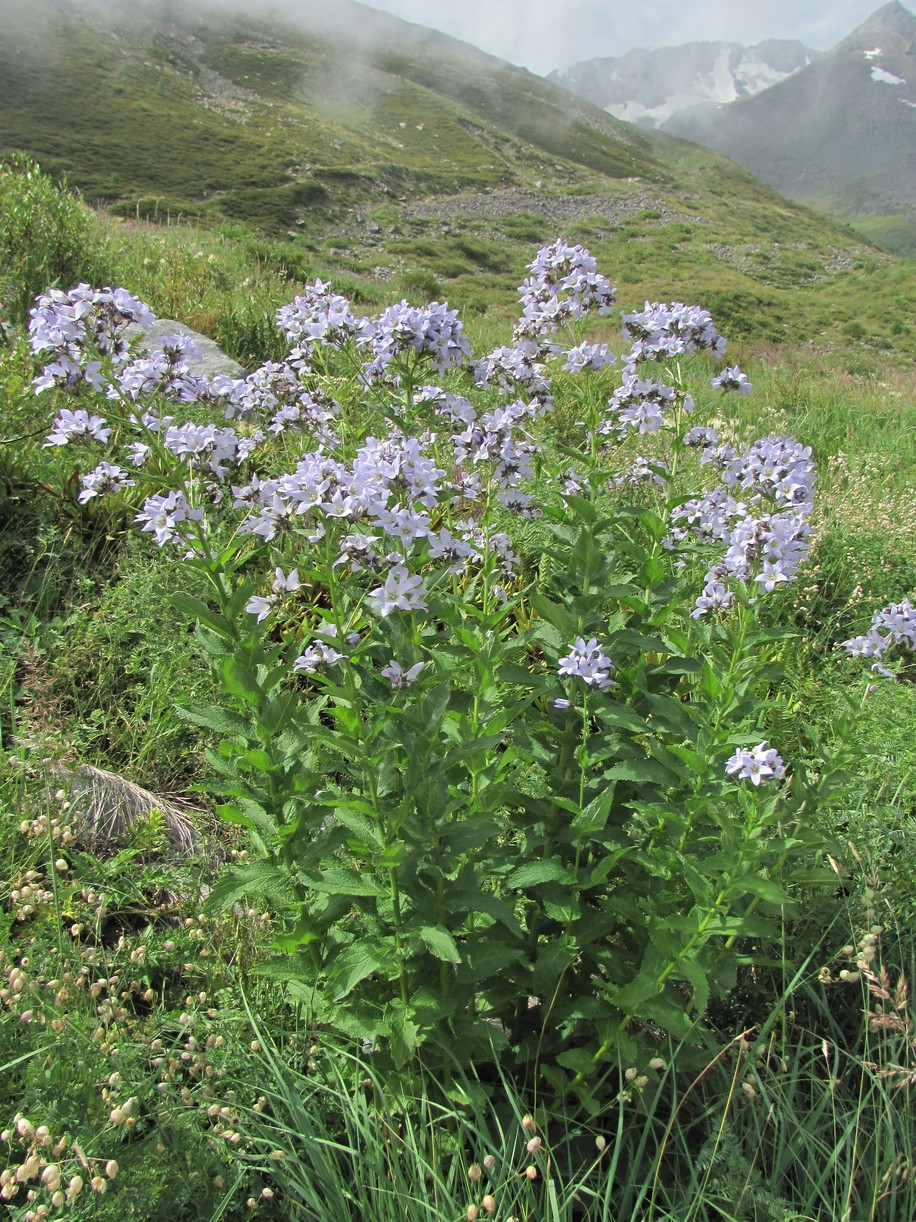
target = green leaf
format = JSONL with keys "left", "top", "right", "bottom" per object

{"left": 508, "top": 860, "right": 571, "bottom": 888}
{"left": 584, "top": 847, "right": 632, "bottom": 888}
{"left": 735, "top": 876, "right": 795, "bottom": 906}
{"left": 171, "top": 593, "right": 233, "bottom": 638}
{"left": 449, "top": 887, "right": 523, "bottom": 937}
{"left": 441, "top": 814, "right": 501, "bottom": 858}
{"left": 528, "top": 591, "right": 577, "bottom": 638}
{"left": 299, "top": 868, "right": 385, "bottom": 898}
{"left": 205, "top": 862, "right": 294, "bottom": 912}
{"left": 678, "top": 957, "right": 710, "bottom": 1017}
{"left": 221, "top": 656, "right": 262, "bottom": 706}
{"left": 613, "top": 971, "right": 664, "bottom": 1012}
{"left": 458, "top": 942, "right": 523, "bottom": 983}
{"left": 788, "top": 869, "right": 843, "bottom": 886}
{"left": 417, "top": 925, "right": 461, "bottom": 964}
{"left": 331, "top": 945, "right": 390, "bottom": 1001}
{"left": 176, "top": 702, "right": 251, "bottom": 738}
{"left": 376, "top": 840, "right": 406, "bottom": 869}
{"left": 557, "top": 1047, "right": 598, "bottom": 1076}
{"left": 329, "top": 807, "right": 384, "bottom": 850}
{"left": 564, "top": 494, "right": 598, "bottom": 524}
{"left": 605, "top": 759, "right": 676, "bottom": 786}
{"left": 216, "top": 803, "right": 255, "bottom": 831}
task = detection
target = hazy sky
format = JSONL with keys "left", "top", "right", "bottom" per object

{"left": 357, "top": 0, "right": 915, "bottom": 75}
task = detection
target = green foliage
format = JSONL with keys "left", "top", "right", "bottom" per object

{"left": 0, "top": 156, "right": 98, "bottom": 323}
{"left": 1, "top": 142, "right": 914, "bottom": 1218}
{"left": 0, "top": 777, "right": 280, "bottom": 1219}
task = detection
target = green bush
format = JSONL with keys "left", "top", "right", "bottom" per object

{"left": 0, "top": 156, "right": 100, "bottom": 323}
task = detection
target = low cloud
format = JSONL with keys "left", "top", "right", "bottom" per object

{"left": 357, "top": 0, "right": 915, "bottom": 74}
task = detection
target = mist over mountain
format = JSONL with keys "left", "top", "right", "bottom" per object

{"left": 0, "top": 0, "right": 667, "bottom": 232}
{"left": 549, "top": 40, "right": 817, "bottom": 129}
{"left": 659, "top": 3, "right": 916, "bottom": 254}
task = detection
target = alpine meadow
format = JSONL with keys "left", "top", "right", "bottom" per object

{"left": 1, "top": 1, "right": 915, "bottom": 1220}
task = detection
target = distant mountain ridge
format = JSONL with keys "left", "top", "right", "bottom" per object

{"left": 549, "top": 40, "right": 817, "bottom": 128}
{"left": 660, "top": 2, "right": 916, "bottom": 255}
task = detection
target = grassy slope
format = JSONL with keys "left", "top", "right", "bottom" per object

{"left": 0, "top": 0, "right": 913, "bottom": 367}
{"left": 0, "top": 0, "right": 656, "bottom": 228}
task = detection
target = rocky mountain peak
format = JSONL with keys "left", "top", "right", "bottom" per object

{"left": 837, "top": 1, "right": 916, "bottom": 49}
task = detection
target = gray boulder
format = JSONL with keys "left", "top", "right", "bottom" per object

{"left": 124, "top": 318, "right": 245, "bottom": 379}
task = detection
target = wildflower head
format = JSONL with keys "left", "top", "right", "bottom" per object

{"left": 725, "top": 742, "right": 786, "bottom": 786}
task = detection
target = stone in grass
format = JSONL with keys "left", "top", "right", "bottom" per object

{"left": 123, "top": 318, "right": 245, "bottom": 380}
{"left": 55, "top": 763, "right": 202, "bottom": 856}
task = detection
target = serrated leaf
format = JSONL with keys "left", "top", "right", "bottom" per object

{"left": 605, "top": 759, "right": 676, "bottom": 786}
{"left": 458, "top": 942, "right": 523, "bottom": 983}
{"left": 441, "top": 814, "right": 500, "bottom": 858}
{"left": 614, "top": 971, "right": 664, "bottom": 1012}
{"left": 508, "top": 860, "right": 571, "bottom": 888}
{"left": 221, "top": 656, "right": 262, "bottom": 706}
{"left": 417, "top": 925, "right": 461, "bottom": 964}
{"left": 449, "top": 888, "right": 523, "bottom": 937}
{"left": 300, "top": 868, "right": 385, "bottom": 898}
{"left": 205, "top": 862, "right": 294, "bottom": 912}
{"left": 557, "top": 1047, "right": 598, "bottom": 1076}
{"left": 735, "top": 876, "right": 794, "bottom": 905}
{"left": 176, "top": 702, "right": 251, "bottom": 738}
{"left": 215, "top": 803, "right": 255, "bottom": 831}
{"left": 528, "top": 591, "right": 577, "bottom": 638}
{"left": 331, "top": 945, "right": 390, "bottom": 1001}
{"left": 171, "top": 593, "right": 233, "bottom": 638}
{"left": 678, "top": 958, "right": 710, "bottom": 1017}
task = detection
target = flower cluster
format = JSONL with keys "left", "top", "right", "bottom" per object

{"left": 214, "top": 363, "right": 338, "bottom": 440}
{"left": 725, "top": 741, "right": 786, "bottom": 786}
{"left": 558, "top": 637, "right": 616, "bottom": 688}
{"left": 44, "top": 407, "right": 112, "bottom": 447}
{"left": 516, "top": 240, "right": 616, "bottom": 341}
{"left": 842, "top": 598, "right": 916, "bottom": 677}
{"left": 245, "top": 567, "right": 302, "bottom": 623}
{"left": 112, "top": 333, "right": 211, "bottom": 404}
{"left": 276, "top": 278, "right": 369, "bottom": 358}
{"left": 293, "top": 625, "right": 349, "bottom": 672}
{"left": 360, "top": 299, "right": 471, "bottom": 382}
{"left": 381, "top": 659, "right": 425, "bottom": 689}
{"left": 474, "top": 239, "right": 615, "bottom": 404}
{"left": 135, "top": 490, "right": 204, "bottom": 549}
{"left": 30, "top": 284, "right": 155, "bottom": 393}
{"left": 603, "top": 373, "right": 687, "bottom": 437}
{"left": 620, "top": 301, "right": 726, "bottom": 365}
{"left": 672, "top": 435, "right": 816, "bottom": 615}
{"left": 78, "top": 462, "right": 135, "bottom": 503}
{"left": 711, "top": 365, "right": 752, "bottom": 394}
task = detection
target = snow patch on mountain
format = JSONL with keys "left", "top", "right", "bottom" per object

{"left": 864, "top": 46, "right": 883, "bottom": 59}
{"left": 871, "top": 64, "right": 906, "bottom": 83}
{"left": 551, "top": 39, "right": 816, "bottom": 130}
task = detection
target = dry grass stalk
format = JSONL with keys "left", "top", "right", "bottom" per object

{"left": 54, "top": 763, "right": 201, "bottom": 855}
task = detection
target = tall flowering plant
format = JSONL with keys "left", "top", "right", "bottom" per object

{"left": 28, "top": 243, "right": 843, "bottom": 1102}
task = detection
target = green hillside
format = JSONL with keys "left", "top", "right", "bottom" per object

{"left": 0, "top": 0, "right": 913, "bottom": 365}
{"left": 0, "top": 0, "right": 657, "bottom": 231}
